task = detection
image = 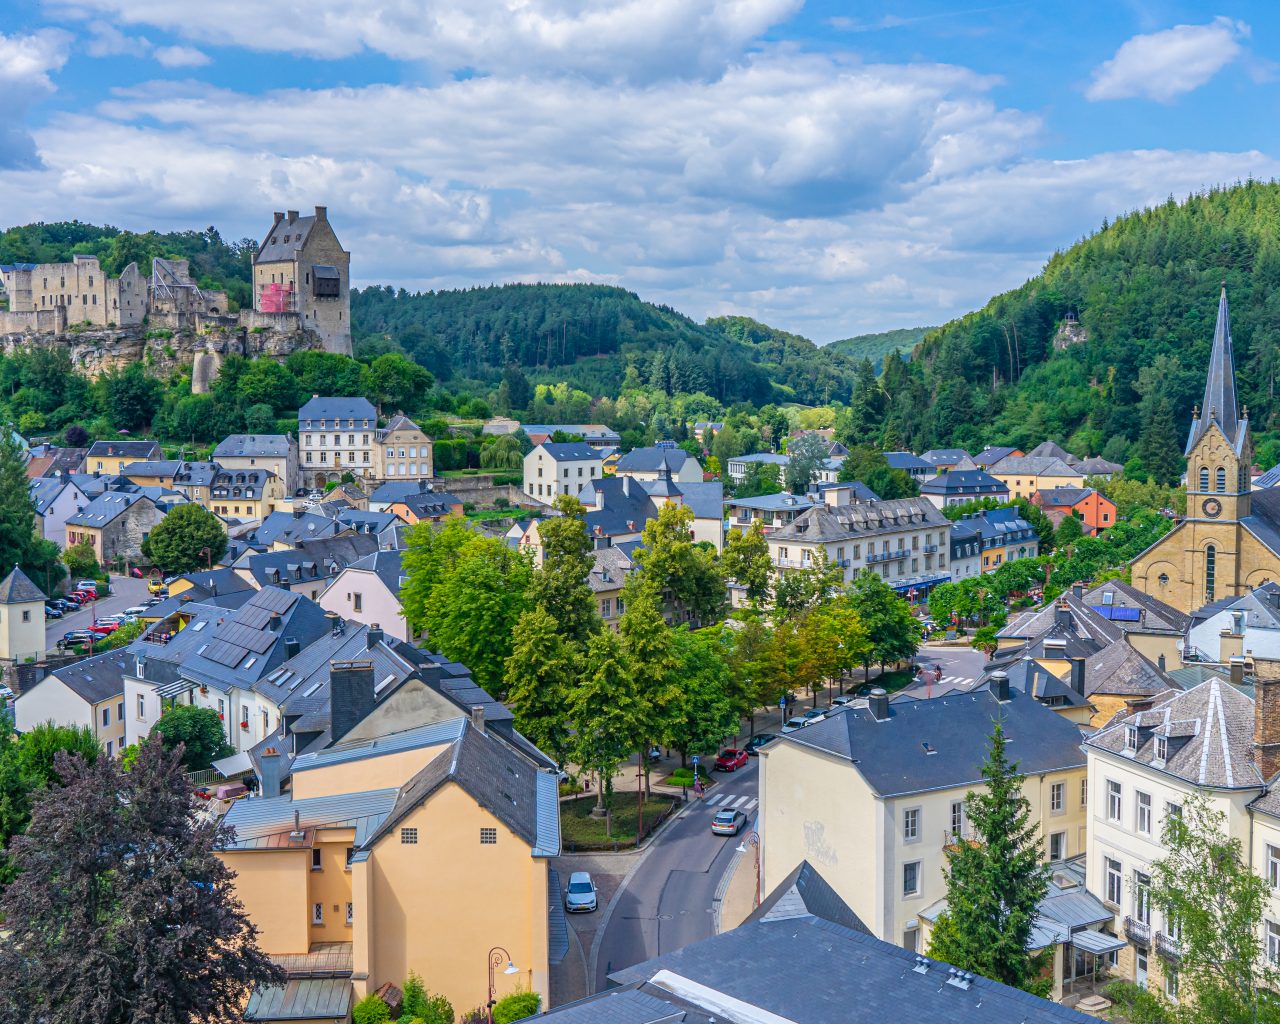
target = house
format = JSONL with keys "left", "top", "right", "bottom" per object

{"left": 522, "top": 442, "right": 604, "bottom": 503}
{"left": 920, "top": 448, "right": 971, "bottom": 473}
{"left": 0, "top": 566, "right": 46, "bottom": 663}
{"left": 298, "top": 396, "right": 378, "bottom": 489}
{"left": 519, "top": 423, "right": 619, "bottom": 449}
{"left": 385, "top": 490, "right": 464, "bottom": 525}
{"left": 29, "top": 476, "right": 89, "bottom": 547}
{"left": 85, "top": 439, "right": 163, "bottom": 475}
{"left": 219, "top": 662, "right": 559, "bottom": 1016}
{"left": 166, "top": 567, "right": 256, "bottom": 604}
{"left": 965, "top": 506, "right": 1041, "bottom": 570}
{"left": 725, "top": 452, "right": 789, "bottom": 484}
{"left": 15, "top": 650, "right": 130, "bottom": 756}
{"left": 614, "top": 446, "right": 702, "bottom": 483}
{"left": 546, "top": 860, "right": 1092, "bottom": 1023}
{"left": 883, "top": 451, "right": 933, "bottom": 481}
{"left": 692, "top": 420, "right": 723, "bottom": 442}
{"left": 213, "top": 435, "right": 301, "bottom": 494}
{"left": 170, "top": 461, "right": 221, "bottom": 506}
{"left": 1026, "top": 440, "right": 1081, "bottom": 466}
{"left": 245, "top": 508, "right": 345, "bottom": 552}
{"left": 236, "top": 534, "right": 381, "bottom": 601}
{"left": 1187, "top": 581, "right": 1280, "bottom": 663}
{"left": 987, "top": 455, "right": 1084, "bottom": 501}
{"left": 920, "top": 468, "right": 1009, "bottom": 509}
{"left": 1083, "top": 579, "right": 1190, "bottom": 668}
{"left": 121, "top": 459, "right": 185, "bottom": 488}
{"left": 2, "top": 254, "right": 147, "bottom": 330}
{"left": 1131, "top": 290, "right": 1280, "bottom": 614}
{"left": 65, "top": 491, "right": 167, "bottom": 565}
{"left": 253, "top": 207, "right": 351, "bottom": 353}
{"left": 759, "top": 681, "right": 1088, "bottom": 955}
{"left": 23, "top": 445, "right": 86, "bottom": 479}
{"left": 1076, "top": 456, "right": 1124, "bottom": 480}
{"left": 726, "top": 492, "right": 816, "bottom": 534}
{"left": 588, "top": 546, "right": 635, "bottom": 628}
{"left": 948, "top": 520, "right": 982, "bottom": 580}
{"left": 972, "top": 445, "right": 1025, "bottom": 469}
{"left": 766, "top": 497, "right": 950, "bottom": 592}
{"left": 367, "top": 480, "right": 434, "bottom": 513}
{"left": 211, "top": 468, "right": 287, "bottom": 520}
{"left": 1033, "top": 487, "right": 1117, "bottom": 535}
{"left": 587, "top": 474, "right": 724, "bottom": 551}
{"left": 319, "top": 550, "right": 410, "bottom": 642}
{"left": 374, "top": 415, "right": 433, "bottom": 482}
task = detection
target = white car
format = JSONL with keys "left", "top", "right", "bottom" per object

{"left": 124, "top": 605, "right": 150, "bottom": 617}
{"left": 564, "top": 871, "right": 597, "bottom": 913}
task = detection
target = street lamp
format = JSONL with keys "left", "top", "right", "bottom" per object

{"left": 486, "top": 946, "right": 519, "bottom": 1024}
{"left": 735, "top": 830, "right": 762, "bottom": 907}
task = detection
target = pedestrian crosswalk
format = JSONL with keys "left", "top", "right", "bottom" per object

{"left": 704, "top": 793, "right": 759, "bottom": 811}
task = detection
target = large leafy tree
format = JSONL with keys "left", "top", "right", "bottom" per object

{"left": 631, "top": 503, "right": 724, "bottom": 625}
{"left": 927, "top": 722, "right": 1050, "bottom": 994}
{"left": 419, "top": 537, "right": 532, "bottom": 694}
{"left": 0, "top": 737, "right": 284, "bottom": 1023}
{"left": 720, "top": 520, "right": 772, "bottom": 607}
{"left": 140, "top": 502, "right": 227, "bottom": 574}
{"left": 98, "top": 362, "right": 162, "bottom": 432}
{"left": 504, "top": 608, "right": 578, "bottom": 768}
{"left": 528, "top": 495, "right": 601, "bottom": 645}
{"left": 569, "top": 629, "right": 644, "bottom": 814}
{"left": 364, "top": 352, "right": 434, "bottom": 414}
{"left": 846, "top": 569, "right": 921, "bottom": 678}
{"left": 783, "top": 432, "right": 829, "bottom": 493}
{"left": 400, "top": 517, "right": 478, "bottom": 636}
{"left": 152, "top": 705, "right": 233, "bottom": 771}
{"left": 660, "top": 628, "right": 738, "bottom": 766}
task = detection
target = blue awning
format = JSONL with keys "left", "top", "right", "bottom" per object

{"left": 1070, "top": 929, "right": 1125, "bottom": 955}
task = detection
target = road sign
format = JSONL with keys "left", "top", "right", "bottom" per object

{"left": 691, "top": 755, "right": 700, "bottom": 766}
{"left": 778, "top": 697, "right": 786, "bottom": 709}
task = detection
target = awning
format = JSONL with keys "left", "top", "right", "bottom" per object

{"left": 244, "top": 978, "right": 352, "bottom": 1021}
{"left": 1070, "top": 929, "right": 1126, "bottom": 955}
{"left": 212, "top": 751, "right": 252, "bottom": 778}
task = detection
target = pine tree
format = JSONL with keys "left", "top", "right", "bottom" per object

{"left": 0, "top": 432, "right": 63, "bottom": 593}
{"left": 1138, "top": 396, "right": 1185, "bottom": 486}
{"left": 927, "top": 722, "right": 1051, "bottom": 994}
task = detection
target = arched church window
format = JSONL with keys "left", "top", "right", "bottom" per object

{"left": 1205, "top": 544, "right": 1217, "bottom": 603}
{"left": 1216, "top": 467, "right": 1226, "bottom": 492}
{"left": 1199, "top": 467, "right": 1210, "bottom": 491}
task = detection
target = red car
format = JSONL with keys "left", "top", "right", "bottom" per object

{"left": 715, "top": 748, "right": 749, "bottom": 772}
{"left": 88, "top": 621, "right": 119, "bottom": 634}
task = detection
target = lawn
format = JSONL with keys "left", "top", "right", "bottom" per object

{"left": 559, "top": 794, "right": 678, "bottom": 850}
{"left": 873, "top": 669, "right": 915, "bottom": 694}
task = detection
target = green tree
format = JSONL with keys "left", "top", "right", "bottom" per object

{"left": 98, "top": 363, "right": 161, "bottom": 432}
{"left": 1054, "top": 513, "right": 1084, "bottom": 547}
{"left": 570, "top": 629, "right": 643, "bottom": 815}
{"left": 237, "top": 358, "right": 302, "bottom": 413}
{"left": 661, "top": 629, "right": 739, "bottom": 765}
{"left": 62, "top": 540, "right": 100, "bottom": 581}
{"left": 0, "top": 432, "right": 64, "bottom": 593}
{"left": 927, "top": 722, "right": 1050, "bottom": 995}
{"left": 152, "top": 705, "right": 233, "bottom": 771}
{"left": 94, "top": 619, "right": 144, "bottom": 651}
{"left": 421, "top": 538, "right": 532, "bottom": 694}
{"left": 733, "top": 461, "right": 783, "bottom": 498}
{"left": 504, "top": 608, "right": 578, "bottom": 768}
{"left": 400, "top": 971, "right": 453, "bottom": 1024}
{"left": 140, "top": 502, "right": 227, "bottom": 573}
{"left": 527, "top": 495, "right": 601, "bottom": 644}
{"left": 353, "top": 994, "right": 391, "bottom": 1024}
{"left": 1139, "top": 397, "right": 1186, "bottom": 487}
{"left": 365, "top": 352, "right": 434, "bottom": 414}
{"left": 720, "top": 521, "right": 772, "bottom": 606}
{"left": 783, "top": 433, "right": 829, "bottom": 493}
{"left": 480, "top": 434, "right": 524, "bottom": 470}
{"left": 244, "top": 402, "right": 276, "bottom": 433}
{"left": 630, "top": 503, "right": 724, "bottom": 625}
{"left": 491, "top": 991, "right": 540, "bottom": 1024}
{"left": 400, "top": 517, "right": 478, "bottom": 635}
{"left": 847, "top": 569, "right": 921, "bottom": 678}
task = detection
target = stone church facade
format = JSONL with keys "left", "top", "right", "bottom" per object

{"left": 1132, "top": 288, "right": 1280, "bottom": 616}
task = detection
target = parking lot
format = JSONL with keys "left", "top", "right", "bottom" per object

{"left": 43, "top": 574, "right": 151, "bottom": 653}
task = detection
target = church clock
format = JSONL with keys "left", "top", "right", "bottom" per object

{"left": 1202, "top": 498, "right": 1223, "bottom": 518}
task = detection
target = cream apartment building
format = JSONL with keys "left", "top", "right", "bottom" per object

{"left": 523, "top": 441, "right": 604, "bottom": 503}
{"left": 376, "top": 415, "right": 434, "bottom": 481}
{"left": 298, "top": 396, "right": 378, "bottom": 488}
{"left": 760, "top": 680, "right": 1088, "bottom": 953}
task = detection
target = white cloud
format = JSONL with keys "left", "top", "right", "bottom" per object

{"left": 152, "top": 44, "right": 210, "bottom": 67}
{"left": 1086, "top": 17, "right": 1248, "bottom": 102}
{"left": 84, "top": 21, "right": 148, "bottom": 57}
{"left": 0, "top": 29, "right": 72, "bottom": 169}
{"left": 52, "top": 0, "right": 800, "bottom": 80}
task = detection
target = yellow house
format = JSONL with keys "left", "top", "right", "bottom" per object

{"left": 759, "top": 681, "right": 1087, "bottom": 955}
{"left": 210, "top": 467, "right": 287, "bottom": 520}
{"left": 220, "top": 665, "right": 560, "bottom": 1019}
{"left": 0, "top": 566, "right": 46, "bottom": 663}
{"left": 987, "top": 455, "right": 1084, "bottom": 502}
{"left": 85, "top": 439, "right": 163, "bottom": 476}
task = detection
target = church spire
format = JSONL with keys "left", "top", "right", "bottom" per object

{"left": 1186, "top": 285, "right": 1242, "bottom": 455}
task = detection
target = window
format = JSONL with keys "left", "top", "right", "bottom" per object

{"left": 1166, "top": 968, "right": 1179, "bottom": 1001}
{"left": 601, "top": 598, "right": 611, "bottom": 618}
{"left": 1206, "top": 544, "right": 1217, "bottom": 603}
{"left": 1125, "top": 725, "right": 1139, "bottom": 752}
{"left": 1049, "top": 831, "right": 1066, "bottom": 860}
{"left": 1134, "top": 871, "right": 1151, "bottom": 925}
{"left": 1107, "top": 780, "right": 1122, "bottom": 821}
{"left": 101, "top": 707, "right": 110, "bottom": 727}
{"left": 311, "top": 848, "right": 322, "bottom": 871}
{"left": 21, "top": 609, "right": 29, "bottom": 622}
{"left": 1269, "top": 921, "right": 1280, "bottom": 966}
{"left": 1105, "top": 856, "right": 1122, "bottom": 905}
{"left": 312, "top": 903, "right": 324, "bottom": 925}
{"left": 1081, "top": 778, "right": 1088, "bottom": 807}
{"left": 137, "top": 694, "right": 146, "bottom": 719}
{"left": 903, "top": 807, "right": 920, "bottom": 843}
{"left": 353, "top": 592, "right": 362, "bottom": 612}
{"left": 1166, "top": 800, "right": 1182, "bottom": 822}
{"left": 903, "top": 861, "right": 920, "bottom": 897}
{"left": 1154, "top": 736, "right": 1168, "bottom": 762}
{"left": 1050, "top": 782, "right": 1065, "bottom": 814}
{"left": 950, "top": 799, "right": 964, "bottom": 837}
{"left": 1199, "top": 466, "right": 1209, "bottom": 491}
{"left": 116, "top": 701, "right": 124, "bottom": 721}
{"left": 346, "top": 901, "right": 353, "bottom": 925}
{"left": 1137, "top": 791, "right": 1152, "bottom": 835}
{"left": 480, "top": 827, "right": 498, "bottom": 845}
{"left": 1269, "top": 846, "right": 1280, "bottom": 889}
{"left": 1216, "top": 466, "right": 1227, "bottom": 492}
{"left": 400, "top": 827, "right": 418, "bottom": 845}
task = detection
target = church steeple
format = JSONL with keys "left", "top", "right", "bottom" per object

{"left": 1186, "top": 285, "right": 1243, "bottom": 456}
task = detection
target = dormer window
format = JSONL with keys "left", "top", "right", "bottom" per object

{"left": 1154, "top": 736, "right": 1168, "bottom": 762}
{"left": 1125, "top": 725, "right": 1139, "bottom": 753}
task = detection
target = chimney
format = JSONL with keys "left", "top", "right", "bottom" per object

{"left": 366, "top": 623, "right": 384, "bottom": 649}
{"left": 259, "top": 747, "right": 282, "bottom": 799}
{"left": 622, "top": 476, "right": 632, "bottom": 497}
{"left": 289, "top": 809, "right": 304, "bottom": 840}
{"left": 868, "top": 688, "right": 890, "bottom": 721}
{"left": 594, "top": 489, "right": 605, "bottom": 511}
{"left": 330, "top": 659, "right": 375, "bottom": 743}
{"left": 324, "top": 610, "right": 341, "bottom": 634}
{"left": 314, "top": 205, "right": 328, "bottom": 221}
{"left": 1231, "top": 655, "right": 1246, "bottom": 686}
{"left": 273, "top": 211, "right": 284, "bottom": 225}
{"left": 1254, "top": 656, "right": 1280, "bottom": 778}
{"left": 1069, "top": 658, "right": 1086, "bottom": 697}
{"left": 1071, "top": 581, "right": 1084, "bottom": 601}
{"left": 471, "top": 705, "right": 486, "bottom": 735}
{"left": 268, "top": 610, "right": 282, "bottom": 631}
{"left": 285, "top": 636, "right": 300, "bottom": 659}
{"left": 287, "top": 209, "right": 299, "bottom": 222}
{"left": 293, "top": 506, "right": 304, "bottom": 519}
{"left": 1055, "top": 600, "right": 1071, "bottom": 628}
{"left": 991, "top": 670, "right": 1010, "bottom": 702}
{"left": 1221, "top": 628, "right": 1245, "bottom": 663}
{"left": 1158, "top": 653, "right": 1167, "bottom": 672}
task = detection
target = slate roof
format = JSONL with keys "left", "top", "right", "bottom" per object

{"left": 521, "top": 423, "right": 619, "bottom": 444}
{"left": 382, "top": 413, "right": 421, "bottom": 433}
{"left": 1077, "top": 456, "right": 1124, "bottom": 476}
{"left": 1037, "top": 486, "right": 1096, "bottom": 507}
{"left": 727, "top": 492, "right": 815, "bottom": 513}
{"left": 997, "top": 592, "right": 1126, "bottom": 645}
{"left": 728, "top": 452, "right": 789, "bottom": 466}
{"left": 588, "top": 546, "right": 634, "bottom": 592}
{"left": 257, "top": 213, "right": 317, "bottom": 263}
{"left": 173, "top": 567, "right": 255, "bottom": 600}
{"left": 781, "top": 687, "right": 1086, "bottom": 797}
{"left": 813, "top": 479, "right": 881, "bottom": 502}
{"left": 173, "top": 461, "right": 220, "bottom": 488}
{"left": 247, "top": 510, "right": 343, "bottom": 549}
{"left": 920, "top": 448, "right": 971, "bottom": 466}
{"left": 1085, "top": 579, "right": 1191, "bottom": 634}
{"left": 243, "top": 533, "right": 379, "bottom": 589}
{"left": 615, "top": 447, "right": 694, "bottom": 474}
{"left": 213, "top": 434, "right": 293, "bottom": 459}
{"left": 1026, "top": 440, "right": 1077, "bottom": 463}
{"left": 1086, "top": 678, "right": 1262, "bottom": 790}
{"left": 536, "top": 441, "right": 601, "bottom": 462}
{"left": 1201, "top": 582, "right": 1280, "bottom": 631}
{"left": 995, "top": 655, "right": 1087, "bottom": 708}
{"left": 34, "top": 649, "right": 128, "bottom": 703}
{"left": 1238, "top": 487, "right": 1280, "bottom": 560}
{"left": 395, "top": 492, "right": 464, "bottom": 518}
{"left": 29, "top": 477, "right": 83, "bottom": 515}
{"left": 86, "top": 440, "right": 162, "bottom": 460}
{"left": 883, "top": 451, "right": 931, "bottom": 471}
{"left": 24, "top": 446, "right": 85, "bottom": 477}
{"left": 65, "top": 491, "right": 155, "bottom": 529}
{"left": 1256, "top": 466, "right": 1280, "bottom": 490}
{"left": 972, "top": 445, "right": 1020, "bottom": 467}
{"left": 1187, "top": 287, "right": 1245, "bottom": 456}
{"left": 368, "top": 480, "right": 433, "bottom": 505}
{"left": 297, "top": 396, "right": 376, "bottom": 426}
{"left": 746, "top": 860, "right": 869, "bottom": 934}
{"left": 768, "top": 496, "right": 948, "bottom": 545}
{"left": 341, "top": 549, "right": 405, "bottom": 595}
{"left": 919, "top": 469, "right": 1008, "bottom": 496}
{"left": 212, "top": 468, "right": 277, "bottom": 491}
{"left": 121, "top": 459, "right": 184, "bottom": 478}
{"left": 988, "top": 455, "right": 1082, "bottom": 478}
{"left": 1080, "top": 641, "right": 1181, "bottom": 697}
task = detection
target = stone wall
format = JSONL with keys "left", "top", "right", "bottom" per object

{"left": 438, "top": 474, "right": 541, "bottom": 509}
{"left": 0, "top": 307, "right": 65, "bottom": 336}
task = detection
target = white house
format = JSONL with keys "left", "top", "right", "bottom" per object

{"left": 318, "top": 550, "right": 410, "bottom": 642}
{"left": 523, "top": 441, "right": 604, "bottom": 503}
{"left": 725, "top": 452, "right": 788, "bottom": 484}
{"left": 16, "top": 651, "right": 129, "bottom": 756}
{"left": 1186, "top": 582, "right": 1280, "bottom": 663}
{"left": 30, "top": 476, "right": 89, "bottom": 547}
{"left": 0, "top": 566, "right": 45, "bottom": 663}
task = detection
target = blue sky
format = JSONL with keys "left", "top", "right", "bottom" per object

{"left": 2, "top": 1, "right": 1278, "bottom": 341}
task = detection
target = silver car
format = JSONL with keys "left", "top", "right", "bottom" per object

{"left": 565, "top": 871, "right": 597, "bottom": 913}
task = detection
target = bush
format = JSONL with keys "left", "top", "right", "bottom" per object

{"left": 399, "top": 971, "right": 452, "bottom": 1024}
{"left": 492, "top": 991, "right": 540, "bottom": 1024}
{"left": 353, "top": 994, "right": 391, "bottom": 1024}
{"left": 493, "top": 497, "right": 509, "bottom": 509}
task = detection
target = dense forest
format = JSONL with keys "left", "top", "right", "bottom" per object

{"left": 0, "top": 222, "right": 256, "bottom": 311}
{"left": 827, "top": 325, "right": 930, "bottom": 366}
{"left": 865, "top": 181, "right": 1280, "bottom": 466}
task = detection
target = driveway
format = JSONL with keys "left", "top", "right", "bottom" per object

{"left": 45, "top": 574, "right": 151, "bottom": 652}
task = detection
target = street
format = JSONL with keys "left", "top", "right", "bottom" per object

{"left": 44, "top": 574, "right": 150, "bottom": 653}
{"left": 900, "top": 642, "right": 989, "bottom": 697}
{"left": 591, "top": 758, "right": 760, "bottom": 991}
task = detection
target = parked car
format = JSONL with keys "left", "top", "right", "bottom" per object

{"left": 88, "top": 621, "right": 119, "bottom": 634}
{"left": 147, "top": 578, "right": 166, "bottom": 595}
{"left": 69, "top": 589, "right": 96, "bottom": 603}
{"left": 564, "top": 871, "right": 597, "bottom": 913}
{"left": 801, "top": 707, "right": 826, "bottom": 721}
{"left": 831, "top": 694, "right": 856, "bottom": 707}
{"left": 715, "top": 748, "right": 749, "bottom": 772}
{"left": 60, "top": 629, "right": 97, "bottom": 646}
{"left": 75, "top": 579, "right": 99, "bottom": 593}
{"left": 44, "top": 605, "right": 63, "bottom": 619}
{"left": 123, "top": 605, "right": 150, "bottom": 616}
{"left": 711, "top": 808, "right": 747, "bottom": 836}
{"left": 744, "top": 733, "right": 778, "bottom": 755}
{"left": 143, "top": 596, "right": 164, "bottom": 607}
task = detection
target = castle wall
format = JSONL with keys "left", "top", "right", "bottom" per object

{"left": 0, "top": 307, "right": 66, "bottom": 335}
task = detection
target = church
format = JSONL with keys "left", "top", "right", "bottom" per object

{"left": 1131, "top": 287, "right": 1280, "bottom": 614}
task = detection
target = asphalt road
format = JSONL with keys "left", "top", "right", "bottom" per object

{"left": 900, "top": 643, "right": 989, "bottom": 697}
{"left": 592, "top": 758, "right": 760, "bottom": 991}
{"left": 44, "top": 574, "right": 151, "bottom": 652}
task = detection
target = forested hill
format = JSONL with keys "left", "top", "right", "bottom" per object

{"left": 827, "top": 326, "right": 931, "bottom": 366}
{"left": 352, "top": 284, "right": 863, "bottom": 406}
{"left": 866, "top": 181, "right": 1280, "bottom": 466}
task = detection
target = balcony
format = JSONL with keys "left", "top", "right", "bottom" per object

{"left": 923, "top": 544, "right": 939, "bottom": 553}
{"left": 775, "top": 558, "right": 813, "bottom": 569}
{"left": 942, "top": 825, "right": 980, "bottom": 851}
{"left": 1155, "top": 931, "right": 1182, "bottom": 962}
{"left": 867, "top": 550, "right": 907, "bottom": 564}
{"left": 1124, "top": 915, "right": 1151, "bottom": 946}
